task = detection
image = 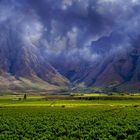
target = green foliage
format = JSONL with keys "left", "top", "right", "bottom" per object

{"left": 0, "top": 107, "right": 140, "bottom": 139}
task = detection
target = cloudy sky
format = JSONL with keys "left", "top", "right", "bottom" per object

{"left": 0, "top": 0, "right": 140, "bottom": 62}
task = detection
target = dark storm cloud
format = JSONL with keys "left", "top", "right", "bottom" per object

{"left": 28, "top": 0, "right": 114, "bottom": 36}
{"left": 0, "top": 0, "right": 140, "bottom": 62}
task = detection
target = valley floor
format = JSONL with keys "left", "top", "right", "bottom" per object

{"left": 1, "top": 94, "right": 140, "bottom": 107}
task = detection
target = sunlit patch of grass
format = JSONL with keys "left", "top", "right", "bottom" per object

{"left": 0, "top": 96, "right": 140, "bottom": 107}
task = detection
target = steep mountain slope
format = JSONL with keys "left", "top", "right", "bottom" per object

{"left": 84, "top": 47, "right": 140, "bottom": 92}
{"left": 0, "top": 25, "right": 69, "bottom": 92}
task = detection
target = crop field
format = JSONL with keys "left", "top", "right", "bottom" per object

{"left": 1, "top": 106, "right": 140, "bottom": 139}
{"left": 1, "top": 95, "right": 140, "bottom": 139}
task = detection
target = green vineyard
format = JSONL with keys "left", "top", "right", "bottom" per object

{"left": 0, "top": 106, "right": 140, "bottom": 140}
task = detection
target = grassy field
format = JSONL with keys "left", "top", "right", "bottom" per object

{"left": 1, "top": 94, "right": 140, "bottom": 139}
{"left": 0, "top": 94, "right": 140, "bottom": 107}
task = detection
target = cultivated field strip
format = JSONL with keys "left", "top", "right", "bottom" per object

{"left": 0, "top": 107, "right": 140, "bottom": 140}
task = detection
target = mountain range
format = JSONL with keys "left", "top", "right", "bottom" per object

{"left": 0, "top": 0, "right": 140, "bottom": 93}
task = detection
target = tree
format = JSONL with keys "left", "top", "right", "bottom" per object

{"left": 24, "top": 94, "right": 27, "bottom": 100}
